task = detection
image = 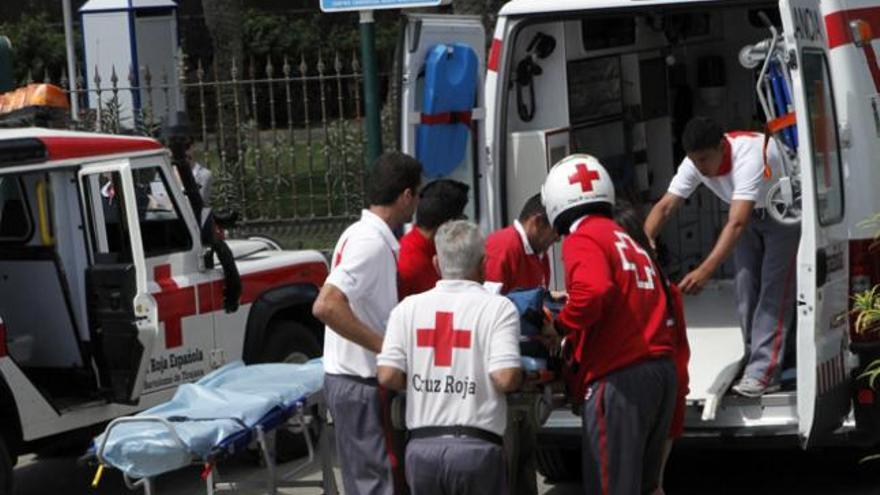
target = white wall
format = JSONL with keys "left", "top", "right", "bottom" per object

{"left": 83, "top": 12, "right": 137, "bottom": 127}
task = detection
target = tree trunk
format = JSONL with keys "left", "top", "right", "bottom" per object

{"left": 201, "top": 0, "right": 244, "bottom": 207}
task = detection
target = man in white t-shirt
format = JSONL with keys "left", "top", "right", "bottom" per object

{"left": 312, "top": 152, "right": 422, "bottom": 495}
{"left": 645, "top": 117, "right": 800, "bottom": 397}
{"left": 378, "top": 220, "right": 522, "bottom": 495}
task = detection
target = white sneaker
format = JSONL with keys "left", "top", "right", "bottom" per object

{"left": 732, "top": 377, "right": 780, "bottom": 397}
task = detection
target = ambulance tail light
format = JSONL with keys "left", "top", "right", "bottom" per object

{"left": 487, "top": 38, "right": 502, "bottom": 72}
{"left": 850, "top": 239, "right": 880, "bottom": 339}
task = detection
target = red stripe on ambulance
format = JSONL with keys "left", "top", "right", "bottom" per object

{"left": 154, "top": 262, "right": 328, "bottom": 349}
{"left": 154, "top": 265, "right": 197, "bottom": 349}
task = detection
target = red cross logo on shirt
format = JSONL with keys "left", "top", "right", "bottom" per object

{"left": 613, "top": 232, "right": 656, "bottom": 290}
{"left": 154, "top": 265, "right": 197, "bottom": 349}
{"left": 334, "top": 239, "right": 349, "bottom": 268}
{"left": 568, "top": 163, "right": 601, "bottom": 192}
{"left": 416, "top": 312, "right": 472, "bottom": 367}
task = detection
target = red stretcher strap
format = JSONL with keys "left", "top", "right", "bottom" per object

{"left": 763, "top": 112, "right": 797, "bottom": 179}
{"left": 420, "top": 111, "right": 473, "bottom": 126}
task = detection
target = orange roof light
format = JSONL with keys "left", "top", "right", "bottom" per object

{"left": 0, "top": 84, "right": 70, "bottom": 115}
{"left": 850, "top": 19, "right": 874, "bottom": 48}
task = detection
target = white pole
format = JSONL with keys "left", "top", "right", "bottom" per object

{"left": 62, "top": 0, "right": 80, "bottom": 120}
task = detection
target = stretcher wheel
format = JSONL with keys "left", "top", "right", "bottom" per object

{"left": 765, "top": 177, "right": 802, "bottom": 226}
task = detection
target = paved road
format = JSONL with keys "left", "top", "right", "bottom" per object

{"left": 13, "top": 443, "right": 880, "bottom": 494}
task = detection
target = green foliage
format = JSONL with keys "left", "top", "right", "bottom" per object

{"left": 853, "top": 212, "right": 880, "bottom": 336}
{"left": 0, "top": 13, "right": 73, "bottom": 85}
{"left": 242, "top": 9, "right": 398, "bottom": 67}
{"left": 854, "top": 285, "right": 880, "bottom": 336}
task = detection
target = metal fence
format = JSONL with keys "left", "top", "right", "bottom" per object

{"left": 46, "top": 50, "right": 389, "bottom": 248}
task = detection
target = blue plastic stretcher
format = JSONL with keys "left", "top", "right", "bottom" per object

{"left": 90, "top": 359, "right": 337, "bottom": 495}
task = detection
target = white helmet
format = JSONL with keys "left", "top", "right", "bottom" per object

{"left": 541, "top": 154, "right": 615, "bottom": 228}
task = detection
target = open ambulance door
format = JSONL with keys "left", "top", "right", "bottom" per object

{"left": 780, "top": 0, "right": 852, "bottom": 447}
{"left": 79, "top": 161, "right": 158, "bottom": 405}
{"left": 397, "top": 14, "right": 487, "bottom": 224}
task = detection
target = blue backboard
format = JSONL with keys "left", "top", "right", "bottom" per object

{"left": 320, "top": 0, "right": 450, "bottom": 12}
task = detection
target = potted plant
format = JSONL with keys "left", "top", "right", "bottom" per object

{"left": 851, "top": 213, "right": 880, "bottom": 438}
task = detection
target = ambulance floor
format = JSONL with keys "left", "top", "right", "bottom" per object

{"left": 682, "top": 280, "right": 744, "bottom": 403}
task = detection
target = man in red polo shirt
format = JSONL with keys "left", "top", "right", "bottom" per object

{"left": 484, "top": 193, "right": 557, "bottom": 294}
{"left": 543, "top": 154, "right": 676, "bottom": 495}
{"left": 398, "top": 179, "right": 470, "bottom": 299}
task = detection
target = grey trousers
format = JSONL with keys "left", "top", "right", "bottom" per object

{"left": 405, "top": 436, "right": 507, "bottom": 495}
{"left": 581, "top": 358, "right": 676, "bottom": 495}
{"left": 324, "top": 374, "right": 406, "bottom": 495}
{"left": 735, "top": 213, "right": 801, "bottom": 385}
{"left": 504, "top": 401, "right": 538, "bottom": 495}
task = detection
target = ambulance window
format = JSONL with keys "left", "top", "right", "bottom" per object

{"left": 802, "top": 50, "right": 844, "bottom": 225}
{"left": 132, "top": 166, "right": 192, "bottom": 256}
{"left": 0, "top": 177, "right": 32, "bottom": 242}
{"left": 82, "top": 172, "right": 133, "bottom": 264}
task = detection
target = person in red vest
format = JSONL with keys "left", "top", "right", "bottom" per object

{"left": 613, "top": 202, "right": 690, "bottom": 495}
{"left": 543, "top": 154, "right": 676, "bottom": 495}
{"left": 398, "top": 179, "right": 470, "bottom": 299}
{"left": 484, "top": 193, "right": 558, "bottom": 295}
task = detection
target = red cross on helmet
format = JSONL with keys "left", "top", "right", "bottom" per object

{"left": 541, "top": 154, "right": 615, "bottom": 228}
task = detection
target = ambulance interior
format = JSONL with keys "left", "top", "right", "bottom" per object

{"left": 0, "top": 167, "right": 176, "bottom": 409}
{"left": 501, "top": 3, "right": 797, "bottom": 408}
{"left": 0, "top": 170, "right": 103, "bottom": 408}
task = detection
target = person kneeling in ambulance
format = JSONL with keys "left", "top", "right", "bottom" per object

{"left": 378, "top": 220, "right": 523, "bottom": 495}
{"left": 543, "top": 155, "right": 677, "bottom": 495}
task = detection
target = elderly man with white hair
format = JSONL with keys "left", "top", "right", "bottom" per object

{"left": 378, "top": 220, "right": 523, "bottom": 495}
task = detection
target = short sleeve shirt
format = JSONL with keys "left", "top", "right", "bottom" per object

{"left": 322, "top": 209, "right": 400, "bottom": 378}
{"left": 377, "top": 280, "right": 521, "bottom": 435}
{"left": 668, "top": 132, "right": 783, "bottom": 205}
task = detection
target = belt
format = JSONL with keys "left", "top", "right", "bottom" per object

{"left": 325, "top": 373, "right": 378, "bottom": 386}
{"left": 409, "top": 426, "right": 503, "bottom": 446}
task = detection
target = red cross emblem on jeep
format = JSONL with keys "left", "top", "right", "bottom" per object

{"left": 416, "top": 312, "right": 472, "bottom": 367}
{"left": 568, "top": 163, "right": 601, "bottom": 192}
{"left": 154, "top": 265, "right": 197, "bottom": 349}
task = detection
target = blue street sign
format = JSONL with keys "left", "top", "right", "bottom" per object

{"left": 320, "top": 0, "right": 450, "bottom": 12}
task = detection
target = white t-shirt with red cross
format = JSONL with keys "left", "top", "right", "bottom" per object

{"left": 668, "top": 132, "right": 784, "bottom": 204}
{"left": 377, "top": 280, "right": 522, "bottom": 436}
{"left": 323, "top": 209, "right": 400, "bottom": 378}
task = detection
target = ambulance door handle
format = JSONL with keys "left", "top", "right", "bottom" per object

{"left": 816, "top": 249, "right": 828, "bottom": 286}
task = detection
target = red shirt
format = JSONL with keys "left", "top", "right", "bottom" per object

{"left": 484, "top": 224, "right": 550, "bottom": 295}
{"left": 557, "top": 216, "right": 674, "bottom": 388}
{"left": 398, "top": 228, "right": 440, "bottom": 299}
{"left": 668, "top": 283, "right": 691, "bottom": 438}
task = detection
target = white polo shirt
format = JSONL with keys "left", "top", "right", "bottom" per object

{"left": 668, "top": 132, "right": 784, "bottom": 205}
{"left": 377, "top": 280, "right": 522, "bottom": 436}
{"left": 323, "top": 209, "right": 400, "bottom": 378}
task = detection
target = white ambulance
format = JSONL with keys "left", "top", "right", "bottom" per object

{"left": 0, "top": 127, "right": 328, "bottom": 492}
{"left": 395, "top": 0, "right": 880, "bottom": 479}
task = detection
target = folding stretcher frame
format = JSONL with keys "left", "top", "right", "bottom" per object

{"left": 94, "top": 392, "right": 339, "bottom": 495}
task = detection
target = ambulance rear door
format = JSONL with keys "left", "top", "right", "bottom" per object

{"left": 779, "top": 0, "right": 851, "bottom": 447}
{"left": 80, "top": 161, "right": 158, "bottom": 405}
{"left": 397, "top": 14, "right": 487, "bottom": 225}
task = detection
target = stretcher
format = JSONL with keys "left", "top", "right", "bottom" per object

{"left": 88, "top": 359, "right": 338, "bottom": 495}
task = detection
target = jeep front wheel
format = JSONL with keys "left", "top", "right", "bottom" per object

{"left": 256, "top": 319, "right": 322, "bottom": 462}
{"left": 256, "top": 320, "right": 321, "bottom": 365}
